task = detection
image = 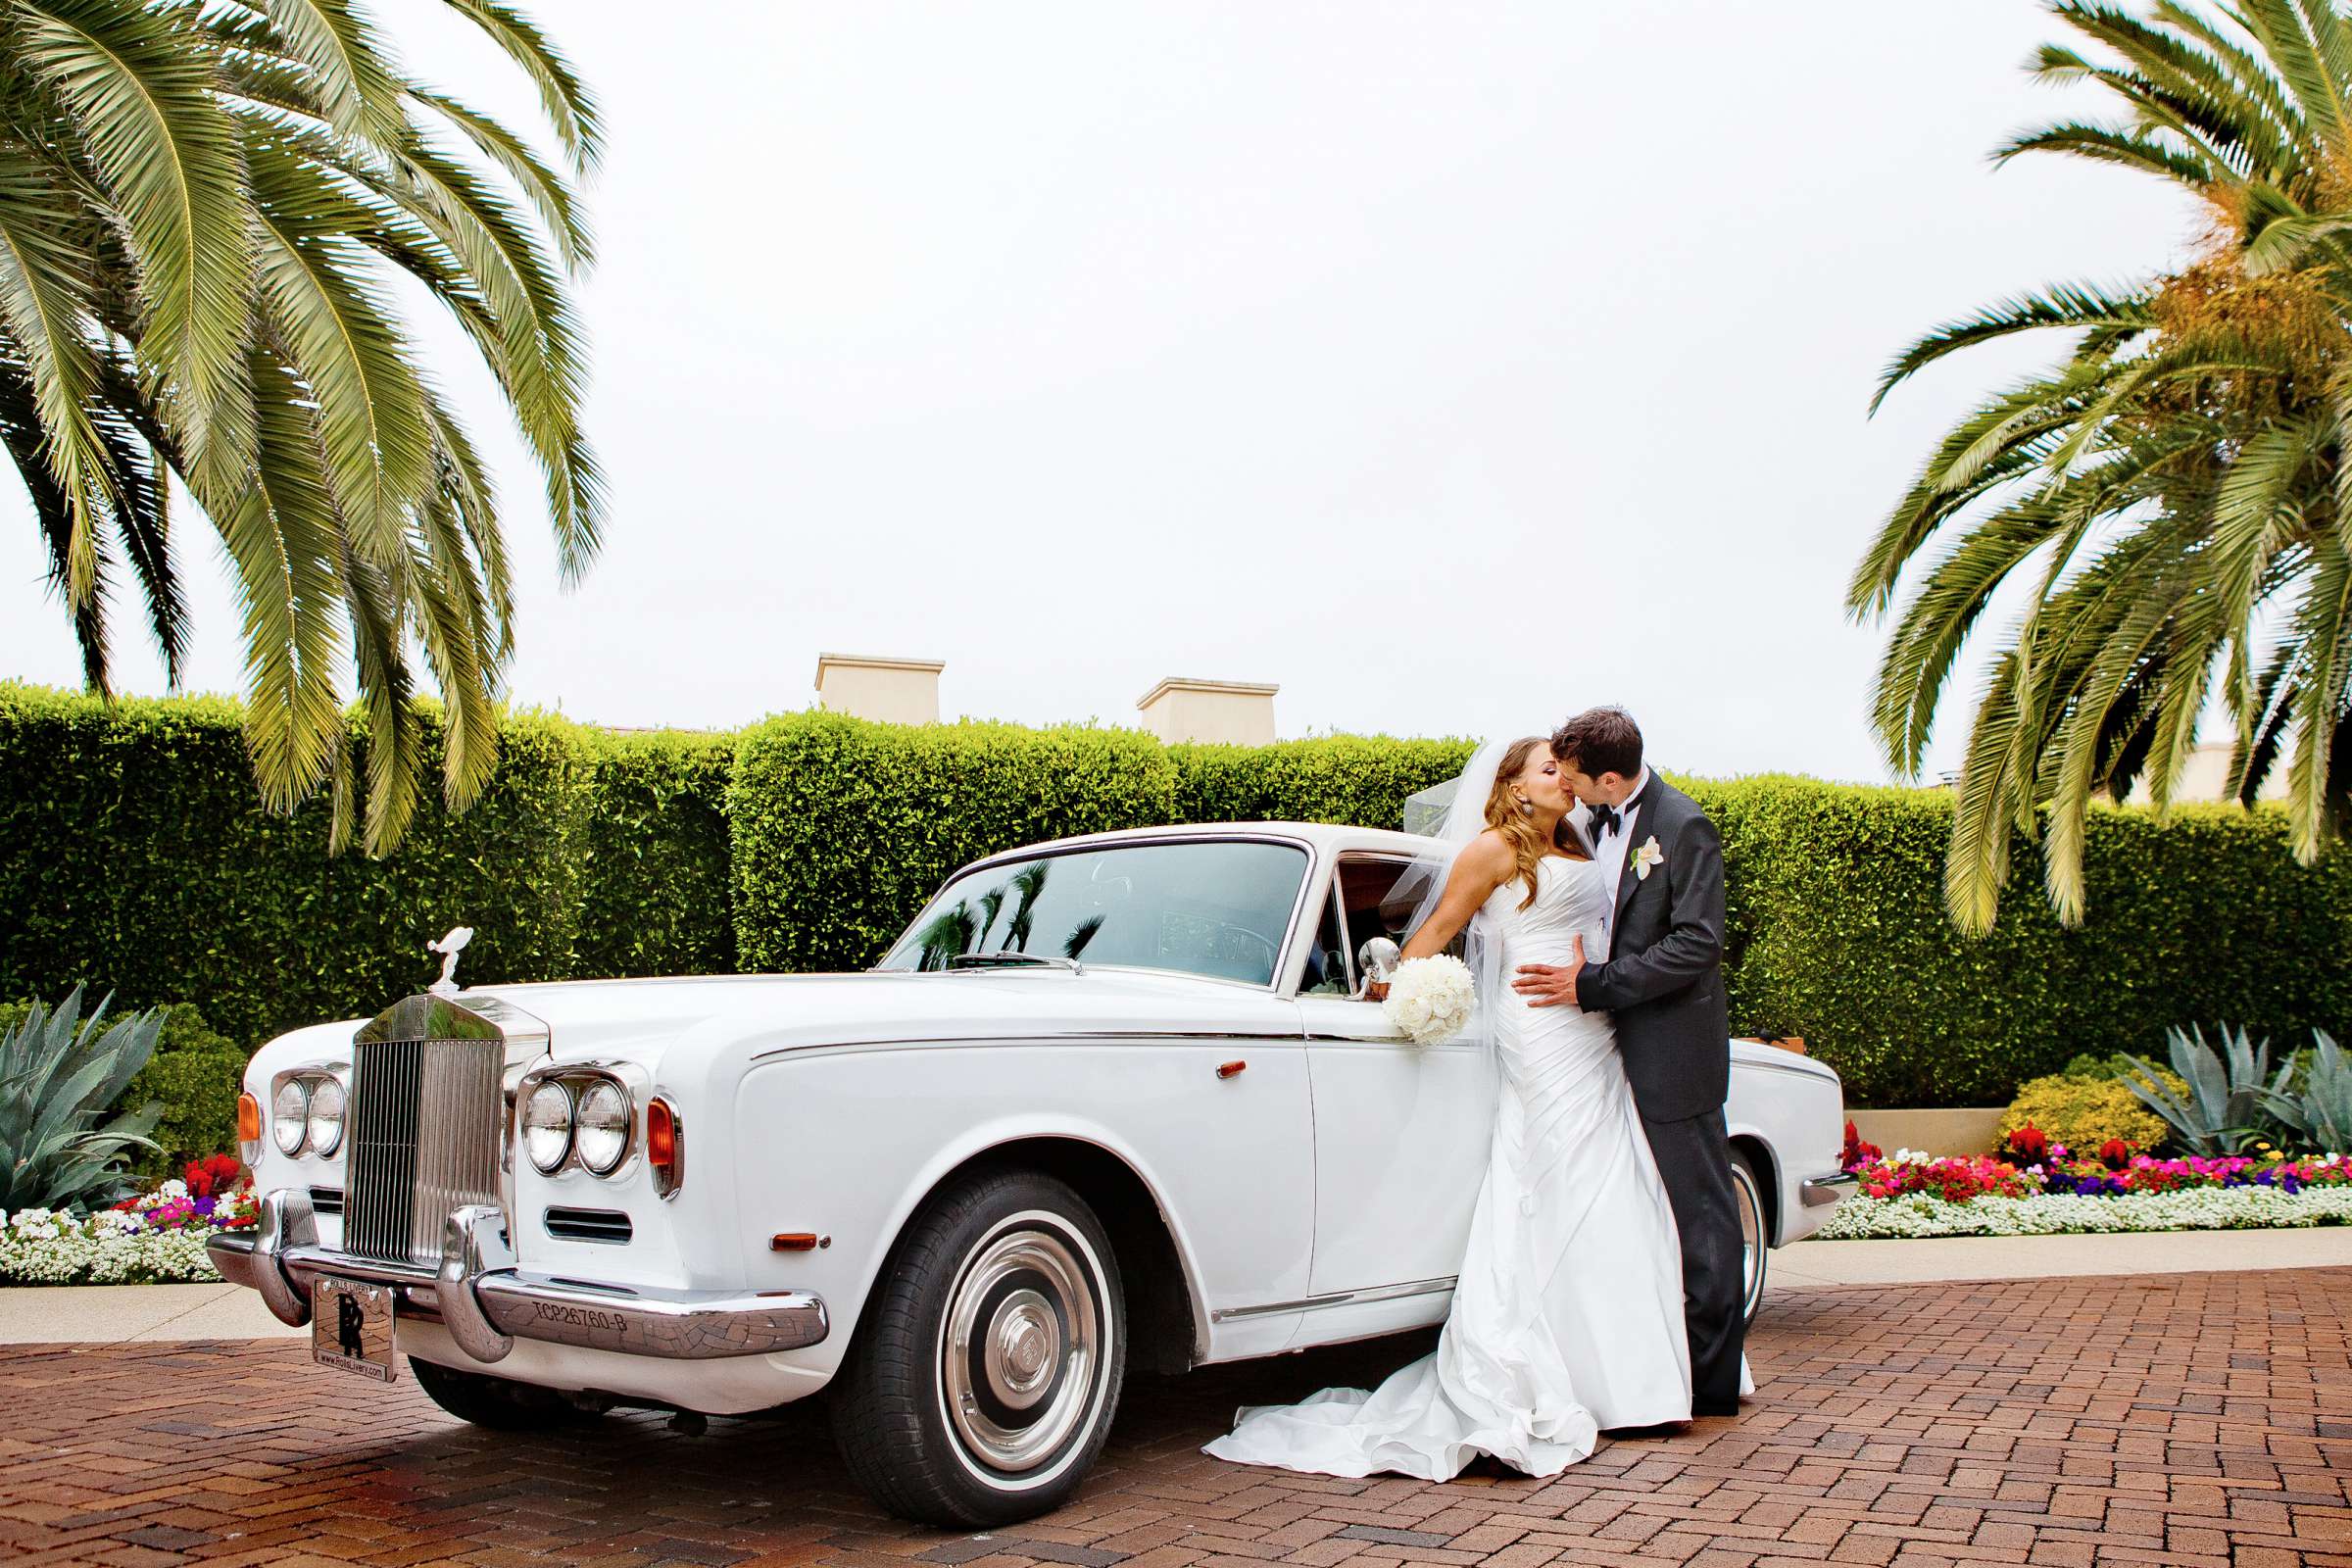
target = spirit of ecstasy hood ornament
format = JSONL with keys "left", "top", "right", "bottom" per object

{"left": 427, "top": 926, "right": 474, "bottom": 996}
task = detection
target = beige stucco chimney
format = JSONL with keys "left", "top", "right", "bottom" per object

{"left": 1137, "top": 677, "right": 1278, "bottom": 746}
{"left": 814, "top": 654, "right": 945, "bottom": 725}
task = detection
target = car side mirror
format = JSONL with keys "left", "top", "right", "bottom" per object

{"left": 1354, "top": 937, "right": 1399, "bottom": 999}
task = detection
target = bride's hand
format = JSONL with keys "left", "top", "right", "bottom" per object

{"left": 1364, "top": 980, "right": 1390, "bottom": 1002}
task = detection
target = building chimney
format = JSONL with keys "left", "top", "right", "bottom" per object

{"left": 1137, "top": 677, "right": 1278, "bottom": 746}
{"left": 814, "top": 654, "right": 945, "bottom": 725}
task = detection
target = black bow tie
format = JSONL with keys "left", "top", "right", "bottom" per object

{"left": 1588, "top": 802, "right": 1621, "bottom": 839}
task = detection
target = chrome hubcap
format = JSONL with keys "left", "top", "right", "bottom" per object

{"left": 943, "top": 1222, "right": 1102, "bottom": 1475}
{"left": 1735, "top": 1167, "right": 1763, "bottom": 1313}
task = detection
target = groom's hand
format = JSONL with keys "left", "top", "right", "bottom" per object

{"left": 1512, "top": 935, "right": 1586, "bottom": 1008}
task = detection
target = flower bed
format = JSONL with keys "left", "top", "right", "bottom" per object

{"left": 0, "top": 1159, "right": 252, "bottom": 1286}
{"left": 1818, "top": 1126, "right": 2352, "bottom": 1239}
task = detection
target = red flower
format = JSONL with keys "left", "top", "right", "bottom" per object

{"left": 183, "top": 1153, "right": 244, "bottom": 1199}
{"left": 2098, "top": 1139, "right": 2132, "bottom": 1171}
{"left": 1841, "top": 1121, "right": 1884, "bottom": 1172}
{"left": 2005, "top": 1123, "right": 2050, "bottom": 1164}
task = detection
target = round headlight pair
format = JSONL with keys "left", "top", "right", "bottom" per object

{"left": 270, "top": 1073, "right": 345, "bottom": 1157}
{"left": 521, "top": 1077, "right": 630, "bottom": 1176}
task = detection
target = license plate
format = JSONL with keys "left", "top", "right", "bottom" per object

{"left": 312, "top": 1276, "right": 399, "bottom": 1382}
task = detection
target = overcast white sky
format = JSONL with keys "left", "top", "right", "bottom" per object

{"left": 0, "top": 1, "right": 2199, "bottom": 783}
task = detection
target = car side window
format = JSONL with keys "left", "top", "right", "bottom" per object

{"left": 1336, "top": 856, "right": 1467, "bottom": 964}
{"left": 1296, "top": 876, "right": 1352, "bottom": 996}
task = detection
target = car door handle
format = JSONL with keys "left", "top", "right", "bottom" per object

{"left": 1215, "top": 1060, "right": 1247, "bottom": 1080}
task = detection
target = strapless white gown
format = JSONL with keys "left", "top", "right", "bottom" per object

{"left": 1204, "top": 855, "right": 1693, "bottom": 1479}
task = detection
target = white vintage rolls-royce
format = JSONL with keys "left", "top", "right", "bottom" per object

{"left": 214, "top": 823, "right": 1851, "bottom": 1526}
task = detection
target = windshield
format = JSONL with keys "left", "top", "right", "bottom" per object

{"left": 876, "top": 839, "right": 1310, "bottom": 987}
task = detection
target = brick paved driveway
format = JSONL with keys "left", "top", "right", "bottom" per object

{"left": 1, "top": 1269, "right": 2347, "bottom": 1568}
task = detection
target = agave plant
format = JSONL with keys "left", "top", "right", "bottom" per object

{"left": 2120, "top": 1023, "right": 2299, "bottom": 1154}
{"left": 2268, "top": 1028, "right": 2352, "bottom": 1151}
{"left": 0, "top": 0, "right": 603, "bottom": 855}
{"left": 0, "top": 986, "right": 165, "bottom": 1211}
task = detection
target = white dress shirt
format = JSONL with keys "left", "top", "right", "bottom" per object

{"left": 1578, "top": 765, "right": 1650, "bottom": 946}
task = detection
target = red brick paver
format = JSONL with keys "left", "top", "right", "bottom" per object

{"left": 0, "top": 1268, "right": 2347, "bottom": 1567}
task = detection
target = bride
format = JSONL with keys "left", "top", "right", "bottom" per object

{"left": 1204, "top": 736, "right": 1691, "bottom": 1480}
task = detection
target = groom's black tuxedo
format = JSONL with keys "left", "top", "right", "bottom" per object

{"left": 1577, "top": 775, "right": 1728, "bottom": 1120}
{"left": 1575, "top": 772, "right": 1745, "bottom": 1415}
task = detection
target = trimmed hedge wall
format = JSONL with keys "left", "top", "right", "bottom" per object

{"left": 570, "top": 730, "right": 738, "bottom": 978}
{"left": 1707, "top": 776, "right": 2352, "bottom": 1107}
{"left": 730, "top": 713, "right": 1179, "bottom": 972}
{"left": 3, "top": 685, "right": 2346, "bottom": 1111}
{"left": 0, "top": 684, "right": 582, "bottom": 1045}
{"left": 1171, "top": 736, "right": 1478, "bottom": 828}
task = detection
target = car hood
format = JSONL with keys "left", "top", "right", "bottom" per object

{"left": 444, "top": 967, "right": 1302, "bottom": 1066}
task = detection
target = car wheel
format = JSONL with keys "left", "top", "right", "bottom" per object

{"left": 409, "top": 1356, "right": 596, "bottom": 1431}
{"left": 833, "top": 1169, "right": 1126, "bottom": 1528}
{"left": 1731, "top": 1150, "right": 1768, "bottom": 1325}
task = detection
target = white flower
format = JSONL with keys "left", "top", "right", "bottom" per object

{"left": 1631, "top": 836, "right": 1664, "bottom": 881}
{"left": 156, "top": 1179, "right": 188, "bottom": 1200}
{"left": 1382, "top": 955, "right": 1475, "bottom": 1045}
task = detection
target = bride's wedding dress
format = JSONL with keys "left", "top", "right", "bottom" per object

{"left": 1204, "top": 854, "right": 1692, "bottom": 1479}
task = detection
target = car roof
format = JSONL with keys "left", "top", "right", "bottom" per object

{"left": 962, "top": 820, "right": 1441, "bottom": 867}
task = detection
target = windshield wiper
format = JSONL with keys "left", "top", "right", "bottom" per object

{"left": 946, "top": 952, "right": 1085, "bottom": 976}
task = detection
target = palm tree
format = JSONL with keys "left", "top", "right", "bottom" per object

{"left": 1855, "top": 0, "right": 2352, "bottom": 934}
{"left": 0, "top": 0, "right": 601, "bottom": 854}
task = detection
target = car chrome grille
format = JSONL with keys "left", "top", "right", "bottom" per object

{"left": 345, "top": 1034, "right": 504, "bottom": 1265}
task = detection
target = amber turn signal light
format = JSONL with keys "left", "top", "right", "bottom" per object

{"left": 235, "top": 1091, "right": 262, "bottom": 1163}
{"left": 769, "top": 1232, "right": 830, "bottom": 1251}
{"left": 647, "top": 1096, "right": 682, "bottom": 1198}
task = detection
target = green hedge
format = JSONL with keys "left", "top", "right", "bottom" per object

{"left": 730, "top": 713, "right": 1179, "bottom": 972}
{"left": 1172, "top": 736, "right": 1477, "bottom": 827}
{"left": 1709, "top": 776, "right": 2352, "bottom": 1107}
{"left": 0, "top": 684, "right": 585, "bottom": 1044}
{"left": 570, "top": 730, "right": 738, "bottom": 978}
{"left": 4, "top": 685, "right": 2347, "bottom": 1112}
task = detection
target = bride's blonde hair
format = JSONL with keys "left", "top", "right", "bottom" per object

{"left": 1484, "top": 736, "right": 1589, "bottom": 908}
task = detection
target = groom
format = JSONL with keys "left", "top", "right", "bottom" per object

{"left": 1511, "top": 706, "right": 1743, "bottom": 1418}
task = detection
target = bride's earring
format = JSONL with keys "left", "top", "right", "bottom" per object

{"left": 1514, "top": 795, "right": 1533, "bottom": 816}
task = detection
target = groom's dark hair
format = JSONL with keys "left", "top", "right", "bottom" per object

{"left": 1551, "top": 707, "right": 1642, "bottom": 779}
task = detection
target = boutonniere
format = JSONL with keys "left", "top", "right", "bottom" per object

{"left": 1630, "top": 836, "right": 1664, "bottom": 881}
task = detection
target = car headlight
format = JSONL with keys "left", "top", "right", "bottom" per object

{"left": 574, "top": 1080, "right": 630, "bottom": 1176}
{"left": 306, "top": 1075, "right": 346, "bottom": 1157}
{"left": 522, "top": 1080, "right": 574, "bottom": 1173}
{"left": 271, "top": 1078, "right": 310, "bottom": 1156}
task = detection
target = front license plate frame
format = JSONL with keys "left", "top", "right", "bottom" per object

{"left": 311, "top": 1275, "right": 399, "bottom": 1382}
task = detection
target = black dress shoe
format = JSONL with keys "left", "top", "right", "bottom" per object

{"left": 1599, "top": 1421, "right": 1690, "bottom": 1440}
{"left": 1690, "top": 1398, "right": 1740, "bottom": 1418}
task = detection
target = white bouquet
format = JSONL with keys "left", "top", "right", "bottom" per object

{"left": 1382, "top": 954, "right": 1475, "bottom": 1045}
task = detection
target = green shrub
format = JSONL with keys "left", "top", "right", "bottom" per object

{"left": 2000, "top": 1071, "right": 2180, "bottom": 1154}
{"left": 1710, "top": 777, "right": 2352, "bottom": 1107}
{"left": 1171, "top": 736, "right": 1477, "bottom": 827}
{"left": 731, "top": 713, "right": 1180, "bottom": 972}
{"left": 119, "top": 1004, "right": 248, "bottom": 1181}
{"left": 0, "top": 684, "right": 587, "bottom": 1044}
{"left": 571, "top": 730, "right": 738, "bottom": 977}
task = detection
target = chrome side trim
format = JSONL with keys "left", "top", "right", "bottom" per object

{"left": 749, "top": 1030, "right": 1294, "bottom": 1065}
{"left": 1210, "top": 1275, "right": 1456, "bottom": 1324}
{"left": 1800, "top": 1171, "right": 1857, "bottom": 1207}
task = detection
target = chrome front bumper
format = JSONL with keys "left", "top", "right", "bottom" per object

{"left": 208, "top": 1190, "right": 828, "bottom": 1363}
{"left": 1800, "top": 1170, "right": 1858, "bottom": 1207}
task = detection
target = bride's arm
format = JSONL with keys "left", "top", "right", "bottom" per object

{"left": 1397, "top": 833, "right": 1513, "bottom": 962}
